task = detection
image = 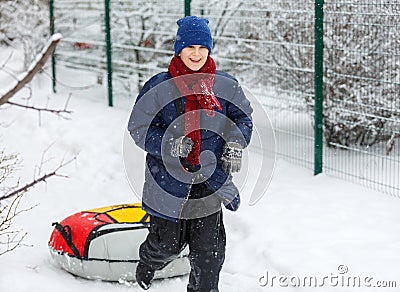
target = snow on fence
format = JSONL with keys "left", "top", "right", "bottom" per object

{"left": 49, "top": 0, "right": 400, "bottom": 197}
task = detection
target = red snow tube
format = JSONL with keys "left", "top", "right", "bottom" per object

{"left": 48, "top": 203, "right": 189, "bottom": 282}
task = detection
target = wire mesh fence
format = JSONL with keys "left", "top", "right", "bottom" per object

{"left": 323, "top": 0, "right": 400, "bottom": 195}
{"left": 51, "top": 0, "right": 106, "bottom": 103}
{"left": 52, "top": 0, "right": 105, "bottom": 73}
{"left": 51, "top": 0, "right": 181, "bottom": 106}
{"left": 108, "top": 0, "right": 181, "bottom": 102}
{"left": 192, "top": 1, "right": 316, "bottom": 169}
{"left": 50, "top": 0, "right": 400, "bottom": 197}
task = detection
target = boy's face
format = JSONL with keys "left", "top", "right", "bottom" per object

{"left": 179, "top": 45, "right": 209, "bottom": 71}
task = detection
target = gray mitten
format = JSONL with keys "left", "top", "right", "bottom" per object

{"left": 221, "top": 142, "right": 243, "bottom": 174}
{"left": 170, "top": 136, "right": 193, "bottom": 158}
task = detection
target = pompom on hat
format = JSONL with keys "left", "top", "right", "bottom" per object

{"left": 174, "top": 16, "right": 213, "bottom": 55}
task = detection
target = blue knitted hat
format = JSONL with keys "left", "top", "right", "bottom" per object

{"left": 174, "top": 16, "right": 213, "bottom": 55}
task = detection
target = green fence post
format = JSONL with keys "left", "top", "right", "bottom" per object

{"left": 104, "top": 0, "right": 113, "bottom": 107}
{"left": 314, "top": 0, "right": 324, "bottom": 175}
{"left": 49, "top": 0, "right": 56, "bottom": 93}
{"left": 185, "top": 0, "right": 191, "bottom": 16}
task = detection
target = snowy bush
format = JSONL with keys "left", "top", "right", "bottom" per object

{"left": 0, "top": 0, "right": 49, "bottom": 69}
{"left": 109, "top": 1, "right": 177, "bottom": 92}
{"left": 323, "top": 2, "right": 400, "bottom": 148}
{"left": 0, "top": 150, "right": 27, "bottom": 256}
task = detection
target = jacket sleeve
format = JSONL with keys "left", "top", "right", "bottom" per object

{"left": 127, "top": 76, "right": 173, "bottom": 159}
{"left": 225, "top": 83, "right": 253, "bottom": 148}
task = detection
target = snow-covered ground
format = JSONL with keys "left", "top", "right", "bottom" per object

{"left": 1, "top": 47, "right": 400, "bottom": 292}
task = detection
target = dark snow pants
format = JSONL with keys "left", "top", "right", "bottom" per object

{"left": 139, "top": 184, "right": 226, "bottom": 292}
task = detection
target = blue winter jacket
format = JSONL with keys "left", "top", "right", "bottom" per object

{"left": 128, "top": 71, "right": 253, "bottom": 221}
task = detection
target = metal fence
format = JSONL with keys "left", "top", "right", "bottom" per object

{"left": 323, "top": 1, "right": 400, "bottom": 195}
{"left": 50, "top": 0, "right": 181, "bottom": 107}
{"left": 50, "top": 0, "right": 400, "bottom": 197}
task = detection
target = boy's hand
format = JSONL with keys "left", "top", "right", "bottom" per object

{"left": 221, "top": 142, "right": 243, "bottom": 174}
{"left": 170, "top": 136, "right": 193, "bottom": 158}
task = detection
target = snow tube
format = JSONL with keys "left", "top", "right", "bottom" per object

{"left": 48, "top": 203, "right": 189, "bottom": 282}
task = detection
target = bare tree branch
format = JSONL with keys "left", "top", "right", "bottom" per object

{"left": 0, "top": 193, "right": 33, "bottom": 256}
{"left": 0, "top": 51, "right": 14, "bottom": 72}
{"left": 0, "top": 155, "right": 76, "bottom": 202}
{"left": 0, "top": 34, "right": 62, "bottom": 107}
{"left": 6, "top": 100, "right": 72, "bottom": 116}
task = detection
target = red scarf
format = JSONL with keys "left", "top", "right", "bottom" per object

{"left": 168, "top": 54, "right": 221, "bottom": 166}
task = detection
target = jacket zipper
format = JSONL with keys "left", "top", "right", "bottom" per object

{"left": 178, "top": 175, "right": 195, "bottom": 219}
{"left": 204, "top": 180, "right": 223, "bottom": 250}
